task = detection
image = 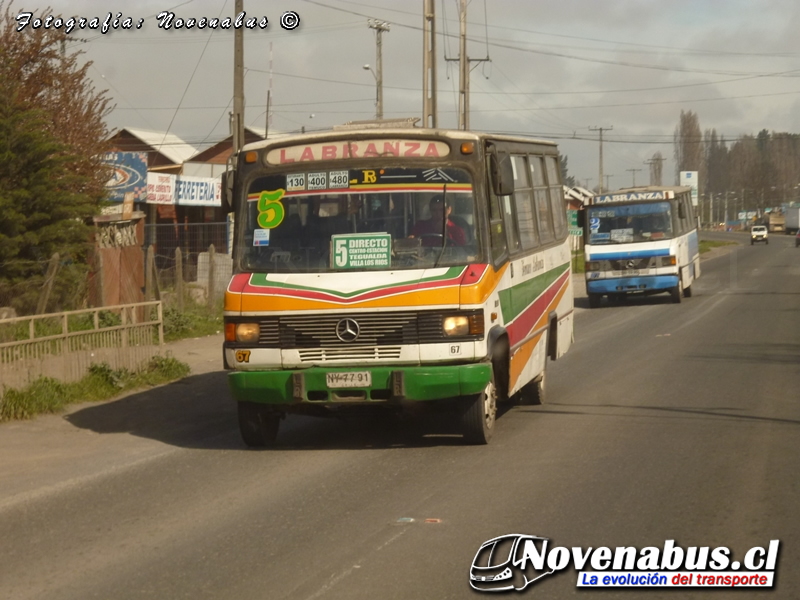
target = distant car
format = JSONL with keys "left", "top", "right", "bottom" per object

{"left": 795, "top": 230, "right": 800, "bottom": 247}
{"left": 751, "top": 226, "right": 768, "bottom": 245}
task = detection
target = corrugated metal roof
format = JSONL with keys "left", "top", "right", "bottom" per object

{"left": 121, "top": 128, "right": 199, "bottom": 165}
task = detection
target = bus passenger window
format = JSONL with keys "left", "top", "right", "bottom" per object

{"left": 530, "top": 156, "right": 554, "bottom": 244}
{"left": 546, "top": 156, "right": 568, "bottom": 239}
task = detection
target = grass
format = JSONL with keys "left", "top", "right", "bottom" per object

{"left": 571, "top": 251, "right": 585, "bottom": 274}
{"left": 0, "top": 355, "right": 190, "bottom": 422}
{"left": 699, "top": 240, "right": 737, "bottom": 254}
{"left": 162, "top": 302, "right": 224, "bottom": 343}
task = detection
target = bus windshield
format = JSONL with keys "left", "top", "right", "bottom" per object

{"left": 587, "top": 201, "right": 673, "bottom": 245}
{"left": 239, "top": 166, "right": 479, "bottom": 272}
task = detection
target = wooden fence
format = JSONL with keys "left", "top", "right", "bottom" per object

{"left": 0, "top": 301, "right": 164, "bottom": 394}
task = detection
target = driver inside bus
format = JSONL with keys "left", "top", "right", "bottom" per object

{"left": 409, "top": 195, "right": 466, "bottom": 246}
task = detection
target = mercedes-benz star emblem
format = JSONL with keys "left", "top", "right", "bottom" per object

{"left": 626, "top": 260, "right": 636, "bottom": 269}
{"left": 335, "top": 318, "right": 360, "bottom": 342}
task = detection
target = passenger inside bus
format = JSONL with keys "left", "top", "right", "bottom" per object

{"left": 409, "top": 195, "right": 466, "bottom": 246}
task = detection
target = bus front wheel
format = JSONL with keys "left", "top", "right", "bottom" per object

{"left": 238, "top": 401, "right": 281, "bottom": 447}
{"left": 670, "top": 281, "right": 683, "bottom": 304}
{"left": 461, "top": 369, "right": 497, "bottom": 445}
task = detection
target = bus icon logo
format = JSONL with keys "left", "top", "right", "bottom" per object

{"left": 470, "top": 534, "right": 554, "bottom": 593}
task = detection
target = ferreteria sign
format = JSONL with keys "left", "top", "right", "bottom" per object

{"left": 332, "top": 234, "right": 391, "bottom": 269}
{"left": 266, "top": 139, "right": 451, "bottom": 165}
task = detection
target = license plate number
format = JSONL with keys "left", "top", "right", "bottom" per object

{"left": 326, "top": 371, "right": 371, "bottom": 388}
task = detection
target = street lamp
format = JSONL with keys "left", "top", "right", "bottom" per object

{"left": 363, "top": 63, "right": 382, "bottom": 119}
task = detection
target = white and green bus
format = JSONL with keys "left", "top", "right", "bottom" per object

{"left": 222, "top": 124, "right": 574, "bottom": 445}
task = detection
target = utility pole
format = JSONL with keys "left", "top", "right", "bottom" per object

{"left": 232, "top": 0, "right": 244, "bottom": 153}
{"left": 445, "top": 0, "right": 489, "bottom": 130}
{"left": 626, "top": 168, "right": 642, "bottom": 187}
{"left": 589, "top": 126, "right": 612, "bottom": 192}
{"left": 368, "top": 20, "right": 390, "bottom": 119}
{"left": 422, "top": 0, "right": 437, "bottom": 128}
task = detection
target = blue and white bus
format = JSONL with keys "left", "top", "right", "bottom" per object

{"left": 582, "top": 187, "right": 700, "bottom": 308}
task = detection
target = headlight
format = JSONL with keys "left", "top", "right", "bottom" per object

{"left": 443, "top": 316, "right": 469, "bottom": 336}
{"left": 660, "top": 256, "right": 676, "bottom": 266}
{"left": 235, "top": 322, "right": 260, "bottom": 343}
{"left": 442, "top": 313, "right": 484, "bottom": 336}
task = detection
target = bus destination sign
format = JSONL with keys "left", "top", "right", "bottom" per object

{"left": 594, "top": 191, "right": 671, "bottom": 204}
{"left": 267, "top": 139, "right": 450, "bottom": 165}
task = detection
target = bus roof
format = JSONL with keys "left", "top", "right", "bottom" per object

{"left": 241, "top": 126, "right": 557, "bottom": 154}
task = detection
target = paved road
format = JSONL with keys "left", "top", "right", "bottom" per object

{"left": 1, "top": 233, "right": 798, "bottom": 599}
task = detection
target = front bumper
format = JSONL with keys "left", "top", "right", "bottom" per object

{"left": 586, "top": 274, "right": 678, "bottom": 294}
{"left": 228, "top": 363, "right": 492, "bottom": 405}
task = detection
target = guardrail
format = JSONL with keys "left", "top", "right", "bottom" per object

{"left": 0, "top": 301, "right": 164, "bottom": 394}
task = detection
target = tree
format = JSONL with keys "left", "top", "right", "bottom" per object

{"left": 648, "top": 151, "right": 664, "bottom": 186}
{"left": 560, "top": 155, "right": 576, "bottom": 187}
{"left": 673, "top": 110, "right": 704, "bottom": 190}
{"left": 0, "top": 2, "right": 111, "bottom": 313}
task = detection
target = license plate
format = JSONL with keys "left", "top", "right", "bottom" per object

{"left": 326, "top": 371, "right": 371, "bottom": 388}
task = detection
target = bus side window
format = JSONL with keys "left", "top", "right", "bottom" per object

{"left": 545, "top": 155, "right": 568, "bottom": 240}
{"left": 531, "top": 155, "right": 555, "bottom": 245}
{"left": 502, "top": 195, "right": 520, "bottom": 253}
{"left": 678, "top": 195, "right": 691, "bottom": 233}
{"left": 511, "top": 155, "right": 538, "bottom": 251}
{"left": 488, "top": 190, "right": 508, "bottom": 264}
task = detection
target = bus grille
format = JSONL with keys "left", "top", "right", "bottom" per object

{"left": 609, "top": 257, "right": 654, "bottom": 270}
{"left": 253, "top": 311, "right": 480, "bottom": 349}
{"left": 297, "top": 346, "right": 402, "bottom": 362}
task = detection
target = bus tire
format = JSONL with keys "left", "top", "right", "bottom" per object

{"left": 238, "top": 401, "right": 280, "bottom": 447}
{"left": 588, "top": 293, "right": 601, "bottom": 309}
{"left": 461, "top": 368, "right": 497, "bottom": 445}
{"left": 683, "top": 284, "right": 693, "bottom": 298}
{"left": 670, "top": 282, "right": 682, "bottom": 304}
{"left": 519, "top": 367, "right": 546, "bottom": 406}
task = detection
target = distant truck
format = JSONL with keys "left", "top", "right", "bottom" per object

{"left": 785, "top": 207, "right": 800, "bottom": 235}
{"left": 762, "top": 212, "right": 785, "bottom": 233}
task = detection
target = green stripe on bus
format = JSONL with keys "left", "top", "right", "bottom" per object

{"left": 498, "top": 262, "right": 570, "bottom": 324}
{"left": 247, "top": 266, "right": 464, "bottom": 298}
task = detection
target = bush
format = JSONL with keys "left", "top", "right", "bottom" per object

{"left": 0, "top": 355, "right": 191, "bottom": 422}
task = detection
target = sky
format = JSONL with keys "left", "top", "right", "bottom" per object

{"left": 14, "top": 0, "right": 800, "bottom": 191}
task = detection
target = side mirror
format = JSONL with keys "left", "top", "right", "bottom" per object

{"left": 577, "top": 209, "right": 586, "bottom": 229}
{"left": 489, "top": 152, "right": 514, "bottom": 196}
{"left": 220, "top": 170, "right": 235, "bottom": 214}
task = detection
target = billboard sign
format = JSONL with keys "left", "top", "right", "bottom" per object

{"left": 146, "top": 173, "right": 176, "bottom": 204}
{"left": 104, "top": 152, "right": 148, "bottom": 203}
{"left": 175, "top": 175, "right": 221, "bottom": 207}
{"left": 679, "top": 171, "right": 699, "bottom": 207}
